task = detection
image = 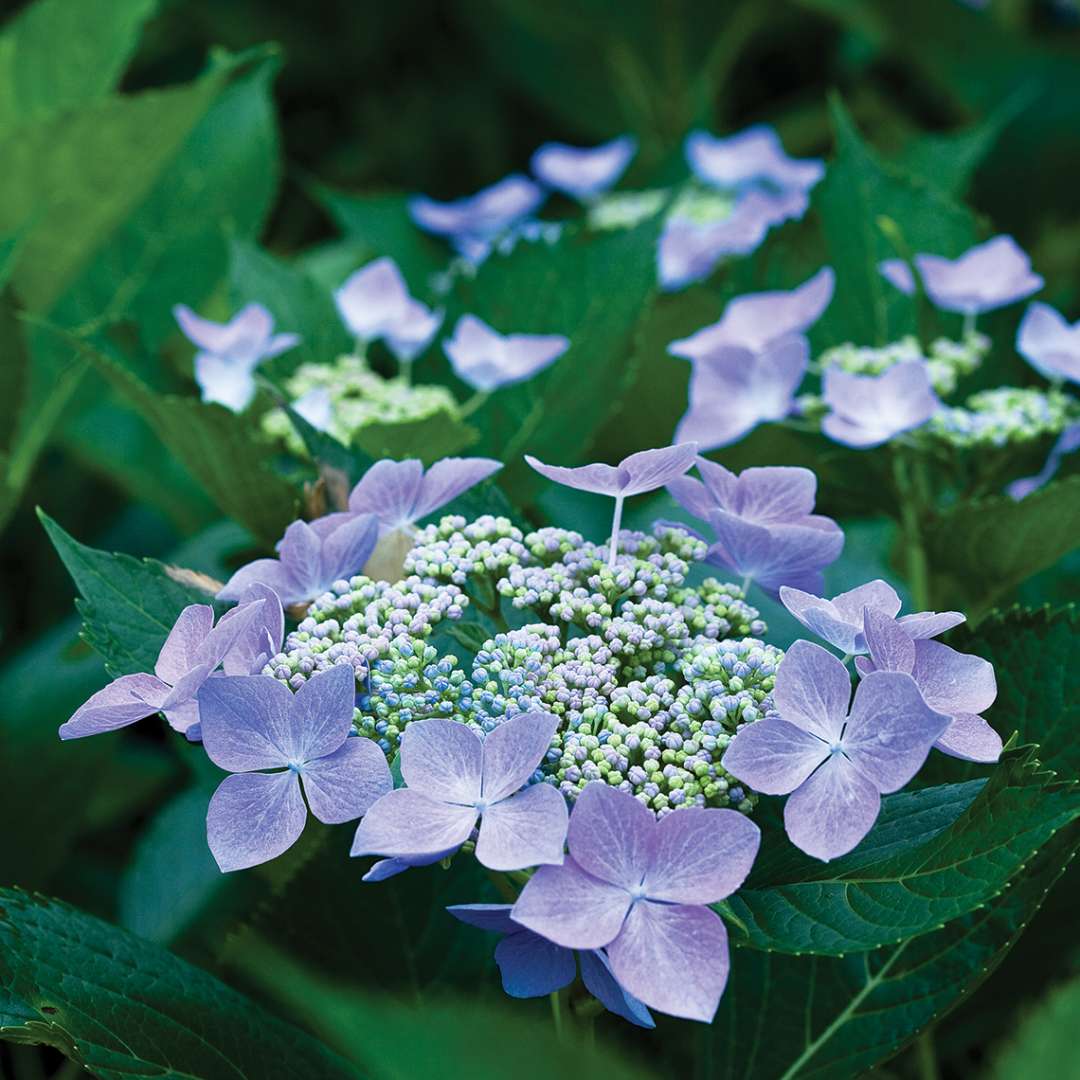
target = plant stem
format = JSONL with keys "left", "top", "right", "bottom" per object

{"left": 549, "top": 989, "right": 566, "bottom": 1043}
{"left": 740, "top": 574, "right": 753, "bottom": 597}
{"left": 891, "top": 451, "right": 931, "bottom": 611}
{"left": 459, "top": 390, "right": 490, "bottom": 419}
{"left": 963, "top": 310, "right": 976, "bottom": 338}
{"left": 608, "top": 494, "right": 625, "bottom": 567}
{"left": 399, "top": 359, "right": 412, "bottom": 386}
{"left": 915, "top": 1029, "right": 940, "bottom": 1080}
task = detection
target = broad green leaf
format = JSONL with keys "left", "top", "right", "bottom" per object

{"left": 38, "top": 509, "right": 213, "bottom": 677}
{"left": 0, "top": 0, "right": 156, "bottom": 130}
{"left": 725, "top": 747, "right": 1080, "bottom": 955}
{"left": 815, "top": 95, "right": 978, "bottom": 346}
{"left": 0, "top": 888, "right": 360, "bottom": 1080}
{"left": 353, "top": 409, "right": 478, "bottom": 464}
{"left": 923, "top": 476, "right": 1080, "bottom": 616}
{"left": 703, "top": 824, "right": 1080, "bottom": 1079}
{"left": 988, "top": 970, "right": 1080, "bottom": 1078}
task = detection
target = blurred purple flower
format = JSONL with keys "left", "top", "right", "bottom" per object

{"left": 669, "top": 268, "right": 835, "bottom": 361}
{"left": 447, "top": 904, "right": 654, "bottom": 1028}
{"left": 855, "top": 609, "right": 1002, "bottom": 763}
{"left": 59, "top": 594, "right": 275, "bottom": 740}
{"left": 510, "top": 783, "right": 760, "bottom": 1022}
{"left": 879, "top": 236, "right": 1043, "bottom": 316}
{"left": 1017, "top": 302, "right": 1080, "bottom": 384}
{"left": 675, "top": 334, "right": 808, "bottom": 450}
{"left": 199, "top": 665, "right": 391, "bottom": 871}
{"left": 218, "top": 515, "right": 379, "bottom": 607}
{"left": 350, "top": 712, "right": 568, "bottom": 872}
{"left": 291, "top": 387, "right": 333, "bottom": 432}
{"left": 722, "top": 641, "right": 949, "bottom": 861}
{"left": 822, "top": 362, "right": 941, "bottom": 448}
{"left": 409, "top": 174, "right": 545, "bottom": 257}
{"left": 668, "top": 459, "right": 843, "bottom": 594}
{"left": 1007, "top": 422, "right": 1080, "bottom": 500}
{"left": 333, "top": 258, "right": 442, "bottom": 363}
{"left": 174, "top": 303, "right": 299, "bottom": 412}
{"left": 444, "top": 315, "right": 569, "bottom": 392}
{"left": 779, "top": 579, "right": 964, "bottom": 655}
{"left": 531, "top": 136, "right": 637, "bottom": 200}
{"left": 685, "top": 126, "right": 825, "bottom": 193}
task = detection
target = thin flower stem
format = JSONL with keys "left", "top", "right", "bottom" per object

{"left": 740, "top": 574, "right": 753, "bottom": 597}
{"left": 549, "top": 989, "right": 566, "bottom": 1043}
{"left": 459, "top": 390, "right": 490, "bottom": 419}
{"left": 608, "top": 494, "right": 626, "bottom": 568}
{"left": 399, "top": 359, "right": 412, "bottom": 386}
{"left": 963, "top": 310, "right": 977, "bottom": 338}
{"left": 915, "top": 1029, "right": 940, "bottom": 1080}
{"left": 891, "top": 450, "right": 932, "bottom": 612}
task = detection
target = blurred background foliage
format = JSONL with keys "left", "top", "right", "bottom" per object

{"left": 2, "top": 1, "right": 1080, "bottom": 1077}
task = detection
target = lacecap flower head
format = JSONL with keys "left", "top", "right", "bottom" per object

{"left": 1017, "top": 302, "right": 1080, "bottom": 384}
{"left": 530, "top": 135, "right": 637, "bottom": 201}
{"left": 444, "top": 315, "right": 570, "bottom": 392}
{"left": 822, "top": 361, "right": 941, "bottom": 448}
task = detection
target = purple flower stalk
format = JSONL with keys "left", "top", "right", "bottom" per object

{"left": 880, "top": 236, "right": 1043, "bottom": 323}
{"left": 685, "top": 125, "right": 825, "bottom": 193}
{"left": 510, "top": 783, "right": 760, "bottom": 1022}
{"left": 174, "top": 303, "right": 299, "bottom": 412}
{"left": 675, "top": 334, "right": 808, "bottom": 450}
{"left": 351, "top": 712, "right": 568, "bottom": 873}
{"left": 199, "top": 665, "right": 391, "bottom": 871}
{"left": 722, "top": 640, "right": 950, "bottom": 860}
{"left": 855, "top": 609, "right": 1002, "bottom": 763}
{"left": 218, "top": 515, "right": 379, "bottom": 608}
{"left": 447, "top": 904, "right": 654, "bottom": 1028}
{"left": 525, "top": 444, "right": 698, "bottom": 566}
{"left": 60, "top": 590, "right": 280, "bottom": 740}
{"left": 668, "top": 460, "right": 843, "bottom": 594}
{"left": 443, "top": 315, "right": 570, "bottom": 393}
{"left": 779, "top": 579, "right": 964, "bottom": 655}
{"left": 669, "top": 267, "right": 835, "bottom": 360}
{"left": 822, "top": 362, "right": 941, "bottom": 448}
{"left": 1017, "top": 302, "right": 1080, "bottom": 384}
{"left": 530, "top": 136, "right": 637, "bottom": 201}
{"left": 333, "top": 258, "right": 442, "bottom": 363}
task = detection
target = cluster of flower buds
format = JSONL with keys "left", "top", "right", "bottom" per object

{"left": 921, "top": 385, "right": 1080, "bottom": 450}
{"left": 404, "top": 515, "right": 530, "bottom": 585}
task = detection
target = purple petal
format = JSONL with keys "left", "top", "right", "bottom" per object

{"left": 362, "top": 850, "right": 452, "bottom": 882}
{"left": 530, "top": 135, "right": 637, "bottom": 200}
{"left": 843, "top": 671, "right": 950, "bottom": 793}
{"left": 319, "top": 513, "right": 379, "bottom": 586}
{"left": 445, "top": 315, "right": 568, "bottom": 392}
{"left": 193, "top": 354, "right": 259, "bottom": 412}
{"left": 278, "top": 520, "right": 324, "bottom": 592}
{"left": 413, "top": 457, "right": 504, "bottom": 522}
{"left": 399, "top": 718, "right": 483, "bottom": 803}
{"left": 733, "top": 466, "right": 817, "bottom": 524}
{"left": 772, "top": 640, "right": 851, "bottom": 741}
{"left": 334, "top": 258, "right": 411, "bottom": 340}
{"left": 911, "top": 639, "right": 997, "bottom": 716}
{"left": 302, "top": 736, "right": 393, "bottom": 824}
{"left": 720, "top": 717, "right": 829, "bottom": 795}
{"left": 481, "top": 711, "right": 561, "bottom": 802}
{"left": 696, "top": 458, "right": 739, "bottom": 508}
{"left": 666, "top": 475, "right": 715, "bottom": 520}
{"left": 645, "top": 807, "right": 760, "bottom": 903}
{"left": 195, "top": 598, "right": 268, "bottom": 671}
{"left": 198, "top": 674, "right": 296, "bottom": 771}
{"left": 59, "top": 673, "right": 170, "bottom": 739}
{"left": 916, "top": 236, "right": 1043, "bottom": 315}
{"left": 160, "top": 661, "right": 215, "bottom": 734}
{"left": 616, "top": 443, "right": 698, "bottom": 497}
{"left": 862, "top": 608, "right": 916, "bottom": 674}
{"left": 510, "top": 856, "right": 631, "bottom": 949}
{"left": 524, "top": 456, "right": 622, "bottom": 497}
{"left": 476, "top": 782, "right": 568, "bottom": 871}
{"left": 446, "top": 903, "right": 518, "bottom": 934}
{"left": 830, "top": 580, "right": 903, "bottom": 626}
{"left": 567, "top": 782, "right": 655, "bottom": 891}
{"left": 579, "top": 950, "right": 655, "bottom": 1029}
{"left": 349, "top": 788, "right": 477, "bottom": 858}
{"left": 155, "top": 605, "right": 214, "bottom": 684}
{"left": 494, "top": 930, "right": 577, "bottom": 997}
{"left": 384, "top": 299, "right": 443, "bottom": 362}
{"left": 217, "top": 558, "right": 302, "bottom": 606}
{"left": 898, "top": 610, "right": 966, "bottom": 639}
{"left": 822, "top": 362, "right": 940, "bottom": 449}
{"left": 685, "top": 125, "right": 824, "bottom": 192}
{"left": 289, "top": 663, "right": 356, "bottom": 760}
{"left": 879, "top": 259, "right": 915, "bottom": 295}
{"left": 346, "top": 459, "right": 424, "bottom": 526}
{"left": 175, "top": 303, "right": 274, "bottom": 358}
{"left": 607, "top": 901, "right": 729, "bottom": 1023}
{"left": 207, "top": 770, "right": 306, "bottom": 872}
{"left": 784, "top": 754, "right": 881, "bottom": 861}
{"left": 1017, "top": 302, "right": 1080, "bottom": 383}
{"left": 408, "top": 174, "right": 544, "bottom": 240}
{"left": 935, "top": 713, "right": 1003, "bottom": 763}
{"left": 219, "top": 584, "right": 285, "bottom": 675}
{"left": 778, "top": 588, "right": 863, "bottom": 654}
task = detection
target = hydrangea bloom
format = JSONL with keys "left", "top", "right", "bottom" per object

{"left": 510, "top": 782, "right": 760, "bottom": 1022}
{"left": 351, "top": 712, "right": 568, "bottom": 873}
{"left": 879, "top": 236, "right": 1043, "bottom": 316}
{"left": 174, "top": 303, "right": 299, "bottom": 412}
{"left": 668, "top": 460, "right": 843, "bottom": 594}
{"left": 822, "top": 362, "right": 941, "bottom": 448}
{"left": 855, "top": 609, "right": 1002, "bottom": 763}
{"left": 685, "top": 126, "right": 825, "bottom": 192}
{"left": 443, "top": 315, "right": 570, "bottom": 392}
{"left": 218, "top": 515, "right": 379, "bottom": 607}
{"left": 668, "top": 267, "right": 835, "bottom": 361}
{"left": 60, "top": 595, "right": 274, "bottom": 740}
{"left": 199, "top": 665, "right": 391, "bottom": 871}
{"left": 1017, "top": 302, "right": 1080, "bottom": 384}
{"left": 447, "top": 904, "right": 654, "bottom": 1027}
{"left": 779, "top": 579, "right": 964, "bottom": 655}
{"left": 530, "top": 136, "right": 637, "bottom": 200}
{"left": 721, "top": 641, "right": 949, "bottom": 860}
{"left": 675, "top": 334, "right": 808, "bottom": 449}
{"left": 333, "top": 258, "right": 442, "bottom": 362}
{"left": 525, "top": 444, "right": 698, "bottom": 565}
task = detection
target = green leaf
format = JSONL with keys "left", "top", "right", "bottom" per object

{"left": 0, "top": 0, "right": 156, "bottom": 130}
{"left": 924, "top": 476, "right": 1080, "bottom": 614}
{"left": 815, "top": 94, "right": 978, "bottom": 346}
{"left": 352, "top": 409, "right": 478, "bottom": 464}
{"left": 38, "top": 509, "right": 213, "bottom": 677}
{"left": 725, "top": 747, "right": 1080, "bottom": 955}
{"left": 0, "top": 888, "right": 360, "bottom": 1080}
{"left": 988, "top": 969, "right": 1080, "bottom": 1078}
